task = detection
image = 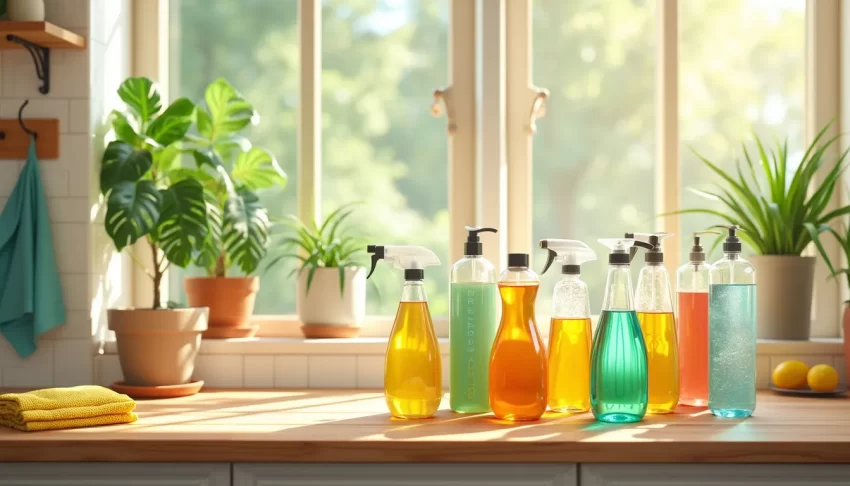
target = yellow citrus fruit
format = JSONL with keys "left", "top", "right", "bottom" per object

{"left": 772, "top": 360, "right": 809, "bottom": 389}
{"left": 807, "top": 364, "right": 839, "bottom": 392}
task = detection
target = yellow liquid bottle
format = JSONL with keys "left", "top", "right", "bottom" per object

{"left": 547, "top": 317, "right": 592, "bottom": 413}
{"left": 636, "top": 311, "right": 679, "bottom": 413}
{"left": 385, "top": 298, "right": 442, "bottom": 419}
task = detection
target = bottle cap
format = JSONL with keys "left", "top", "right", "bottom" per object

{"left": 507, "top": 253, "right": 529, "bottom": 268}
{"left": 720, "top": 225, "right": 742, "bottom": 253}
{"left": 463, "top": 226, "right": 498, "bottom": 256}
{"left": 633, "top": 232, "right": 673, "bottom": 264}
{"left": 404, "top": 269, "right": 424, "bottom": 281}
{"left": 689, "top": 230, "right": 720, "bottom": 262}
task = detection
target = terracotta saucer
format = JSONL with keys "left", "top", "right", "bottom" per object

{"left": 202, "top": 324, "right": 259, "bottom": 339}
{"left": 301, "top": 324, "right": 361, "bottom": 338}
{"left": 111, "top": 380, "right": 204, "bottom": 399}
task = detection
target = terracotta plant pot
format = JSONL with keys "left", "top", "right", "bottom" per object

{"left": 108, "top": 308, "right": 208, "bottom": 386}
{"left": 843, "top": 305, "right": 850, "bottom": 384}
{"left": 297, "top": 267, "right": 366, "bottom": 338}
{"left": 184, "top": 277, "right": 259, "bottom": 338}
{"left": 749, "top": 255, "right": 815, "bottom": 340}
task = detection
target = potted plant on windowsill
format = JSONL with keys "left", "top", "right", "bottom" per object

{"left": 678, "top": 123, "right": 849, "bottom": 340}
{"left": 101, "top": 77, "right": 209, "bottom": 389}
{"left": 180, "top": 78, "right": 287, "bottom": 339}
{"left": 817, "top": 222, "right": 850, "bottom": 383}
{"left": 266, "top": 204, "right": 367, "bottom": 338}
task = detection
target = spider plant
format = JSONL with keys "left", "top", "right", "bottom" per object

{"left": 822, "top": 222, "right": 850, "bottom": 301}
{"left": 677, "top": 123, "right": 850, "bottom": 258}
{"left": 265, "top": 203, "right": 366, "bottom": 296}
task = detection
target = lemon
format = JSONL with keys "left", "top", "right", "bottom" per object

{"left": 807, "top": 364, "right": 839, "bottom": 392}
{"left": 772, "top": 360, "right": 809, "bottom": 389}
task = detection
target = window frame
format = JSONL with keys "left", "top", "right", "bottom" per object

{"left": 134, "top": 0, "right": 845, "bottom": 339}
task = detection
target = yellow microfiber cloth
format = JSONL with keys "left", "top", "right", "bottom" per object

{"left": 0, "top": 385, "right": 137, "bottom": 432}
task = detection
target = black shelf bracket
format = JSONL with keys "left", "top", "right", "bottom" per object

{"left": 6, "top": 34, "right": 50, "bottom": 95}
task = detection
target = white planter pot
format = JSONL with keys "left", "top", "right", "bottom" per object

{"left": 749, "top": 255, "right": 815, "bottom": 340}
{"left": 8, "top": 0, "right": 45, "bottom": 21}
{"left": 296, "top": 267, "right": 366, "bottom": 337}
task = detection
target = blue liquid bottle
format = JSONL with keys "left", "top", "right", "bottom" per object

{"left": 708, "top": 226, "right": 757, "bottom": 418}
{"left": 590, "top": 237, "right": 652, "bottom": 423}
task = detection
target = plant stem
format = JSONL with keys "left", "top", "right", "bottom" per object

{"left": 128, "top": 248, "right": 154, "bottom": 279}
{"left": 215, "top": 252, "right": 226, "bottom": 278}
{"left": 151, "top": 239, "right": 163, "bottom": 310}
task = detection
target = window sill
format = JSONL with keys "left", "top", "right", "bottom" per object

{"left": 101, "top": 336, "right": 843, "bottom": 356}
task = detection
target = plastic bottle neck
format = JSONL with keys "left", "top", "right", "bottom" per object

{"left": 601, "top": 264, "right": 635, "bottom": 311}
{"left": 401, "top": 280, "right": 428, "bottom": 303}
{"left": 724, "top": 252, "right": 741, "bottom": 260}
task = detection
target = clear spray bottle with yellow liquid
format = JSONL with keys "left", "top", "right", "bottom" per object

{"left": 367, "top": 245, "right": 442, "bottom": 419}
{"left": 539, "top": 239, "right": 597, "bottom": 413}
{"left": 633, "top": 232, "right": 679, "bottom": 414}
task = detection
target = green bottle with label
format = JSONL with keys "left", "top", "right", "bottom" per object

{"left": 449, "top": 227, "right": 499, "bottom": 413}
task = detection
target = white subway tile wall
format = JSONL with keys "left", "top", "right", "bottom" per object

{"left": 0, "top": 0, "right": 132, "bottom": 387}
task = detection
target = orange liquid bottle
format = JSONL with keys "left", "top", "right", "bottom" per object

{"left": 676, "top": 233, "right": 714, "bottom": 407}
{"left": 489, "top": 253, "right": 547, "bottom": 421}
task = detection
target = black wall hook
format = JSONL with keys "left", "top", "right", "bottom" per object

{"left": 18, "top": 100, "right": 37, "bottom": 140}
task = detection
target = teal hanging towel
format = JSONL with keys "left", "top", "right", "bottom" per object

{"left": 0, "top": 138, "right": 66, "bottom": 357}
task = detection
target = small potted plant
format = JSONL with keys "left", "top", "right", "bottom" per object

{"left": 101, "top": 77, "right": 209, "bottom": 390}
{"left": 267, "top": 204, "right": 367, "bottom": 338}
{"left": 181, "top": 78, "right": 287, "bottom": 338}
{"left": 679, "top": 123, "right": 849, "bottom": 340}
{"left": 818, "top": 222, "right": 850, "bottom": 383}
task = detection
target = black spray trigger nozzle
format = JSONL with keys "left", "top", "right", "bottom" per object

{"left": 366, "top": 245, "right": 384, "bottom": 279}
{"left": 541, "top": 247, "right": 558, "bottom": 275}
{"left": 630, "top": 240, "right": 654, "bottom": 263}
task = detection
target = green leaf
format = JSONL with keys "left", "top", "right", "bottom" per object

{"left": 153, "top": 179, "right": 208, "bottom": 268}
{"left": 195, "top": 196, "right": 223, "bottom": 275}
{"left": 100, "top": 141, "right": 152, "bottom": 194}
{"left": 196, "top": 108, "right": 213, "bottom": 138}
{"left": 230, "top": 147, "right": 287, "bottom": 190}
{"left": 805, "top": 222, "right": 837, "bottom": 276}
{"left": 146, "top": 97, "right": 195, "bottom": 146}
{"left": 110, "top": 110, "right": 140, "bottom": 145}
{"left": 338, "top": 265, "right": 346, "bottom": 297}
{"left": 117, "top": 77, "right": 162, "bottom": 124}
{"left": 204, "top": 78, "right": 255, "bottom": 137}
{"left": 105, "top": 180, "right": 162, "bottom": 250}
{"left": 223, "top": 188, "right": 270, "bottom": 274}
{"left": 151, "top": 145, "right": 182, "bottom": 175}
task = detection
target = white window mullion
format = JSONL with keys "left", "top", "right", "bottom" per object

{"left": 298, "top": 0, "right": 322, "bottom": 225}
{"left": 807, "top": 0, "right": 842, "bottom": 338}
{"left": 476, "top": 0, "right": 507, "bottom": 268}
{"left": 657, "top": 0, "right": 680, "bottom": 277}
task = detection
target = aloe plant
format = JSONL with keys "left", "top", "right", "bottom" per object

{"left": 679, "top": 123, "right": 850, "bottom": 258}
{"left": 265, "top": 204, "right": 366, "bottom": 296}
{"left": 100, "top": 77, "right": 206, "bottom": 309}
{"left": 179, "top": 79, "right": 288, "bottom": 277}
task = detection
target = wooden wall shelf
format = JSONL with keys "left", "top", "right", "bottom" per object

{"left": 0, "top": 21, "right": 86, "bottom": 95}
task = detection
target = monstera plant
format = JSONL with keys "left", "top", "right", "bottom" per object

{"left": 100, "top": 77, "right": 209, "bottom": 389}
{"left": 180, "top": 78, "right": 288, "bottom": 338}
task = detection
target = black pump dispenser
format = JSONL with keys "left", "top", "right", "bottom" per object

{"left": 463, "top": 226, "right": 498, "bottom": 256}
{"left": 720, "top": 225, "right": 742, "bottom": 253}
{"left": 689, "top": 234, "right": 705, "bottom": 263}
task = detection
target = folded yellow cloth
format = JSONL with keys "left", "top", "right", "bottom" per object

{"left": 0, "top": 385, "right": 137, "bottom": 432}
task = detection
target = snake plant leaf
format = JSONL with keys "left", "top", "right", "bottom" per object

{"left": 223, "top": 188, "right": 270, "bottom": 274}
{"left": 117, "top": 77, "right": 162, "bottom": 124}
{"left": 205, "top": 78, "right": 255, "bottom": 137}
{"left": 105, "top": 180, "right": 162, "bottom": 251}
{"left": 146, "top": 98, "right": 195, "bottom": 147}
{"left": 100, "top": 141, "right": 152, "bottom": 194}
{"left": 231, "top": 147, "right": 288, "bottom": 190}
{"left": 153, "top": 179, "right": 208, "bottom": 268}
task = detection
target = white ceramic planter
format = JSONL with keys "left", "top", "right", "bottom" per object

{"left": 297, "top": 267, "right": 366, "bottom": 337}
{"left": 7, "top": 0, "right": 45, "bottom": 21}
{"left": 749, "top": 255, "right": 815, "bottom": 340}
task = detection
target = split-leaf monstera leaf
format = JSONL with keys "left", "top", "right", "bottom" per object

{"left": 100, "top": 77, "right": 208, "bottom": 275}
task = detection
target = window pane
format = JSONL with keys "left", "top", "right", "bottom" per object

{"left": 168, "top": 0, "right": 299, "bottom": 313}
{"left": 532, "top": 0, "right": 657, "bottom": 313}
{"left": 679, "top": 0, "right": 805, "bottom": 259}
{"left": 321, "top": 0, "right": 450, "bottom": 315}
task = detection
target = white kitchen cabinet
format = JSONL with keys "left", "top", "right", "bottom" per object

{"left": 581, "top": 464, "right": 850, "bottom": 486}
{"left": 234, "top": 464, "right": 577, "bottom": 486}
{"left": 0, "top": 463, "right": 230, "bottom": 486}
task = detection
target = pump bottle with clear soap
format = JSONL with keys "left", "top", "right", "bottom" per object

{"left": 539, "top": 239, "right": 596, "bottom": 413}
{"left": 450, "top": 226, "right": 499, "bottom": 413}
{"left": 591, "top": 236, "right": 652, "bottom": 423}
{"left": 633, "top": 232, "right": 679, "bottom": 414}
{"left": 367, "top": 245, "right": 443, "bottom": 419}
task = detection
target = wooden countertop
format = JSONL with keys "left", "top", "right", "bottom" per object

{"left": 0, "top": 389, "right": 848, "bottom": 463}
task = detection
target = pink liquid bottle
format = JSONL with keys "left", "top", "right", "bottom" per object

{"left": 675, "top": 232, "right": 715, "bottom": 407}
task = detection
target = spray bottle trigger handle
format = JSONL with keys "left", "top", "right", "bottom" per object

{"left": 541, "top": 248, "right": 557, "bottom": 275}
{"left": 366, "top": 245, "right": 384, "bottom": 279}
{"left": 629, "top": 240, "right": 655, "bottom": 263}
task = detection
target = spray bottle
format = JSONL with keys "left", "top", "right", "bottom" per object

{"left": 489, "top": 253, "right": 547, "bottom": 421}
{"left": 676, "top": 231, "right": 717, "bottom": 407}
{"left": 450, "top": 227, "right": 499, "bottom": 413}
{"left": 367, "top": 245, "right": 442, "bottom": 419}
{"left": 539, "top": 239, "right": 597, "bottom": 413}
{"left": 633, "top": 232, "right": 679, "bottom": 414}
{"left": 709, "top": 226, "right": 757, "bottom": 418}
{"left": 591, "top": 237, "right": 652, "bottom": 423}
